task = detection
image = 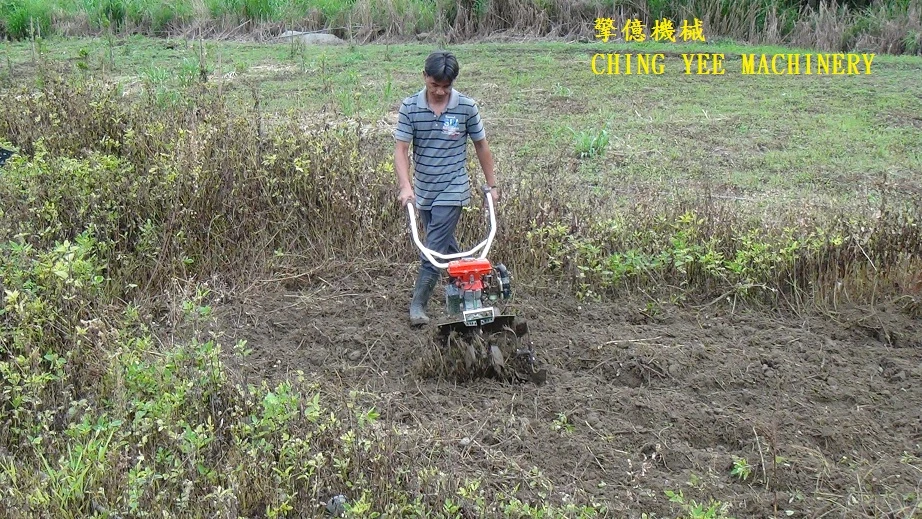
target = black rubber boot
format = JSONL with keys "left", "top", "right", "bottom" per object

{"left": 409, "top": 269, "right": 439, "bottom": 326}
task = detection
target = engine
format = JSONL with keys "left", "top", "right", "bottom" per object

{"left": 444, "top": 258, "right": 513, "bottom": 326}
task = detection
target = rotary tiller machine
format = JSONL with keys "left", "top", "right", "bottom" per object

{"left": 406, "top": 186, "right": 546, "bottom": 384}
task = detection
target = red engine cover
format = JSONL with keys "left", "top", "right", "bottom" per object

{"left": 447, "top": 258, "right": 493, "bottom": 280}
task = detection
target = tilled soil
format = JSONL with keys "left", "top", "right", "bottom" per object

{"left": 213, "top": 264, "right": 922, "bottom": 518}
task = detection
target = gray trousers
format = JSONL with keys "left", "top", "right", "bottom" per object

{"left": 419, "top": 205, "right": 462, "bottom": 277}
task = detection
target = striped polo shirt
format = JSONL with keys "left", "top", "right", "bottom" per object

{"left": 394, "top": 87, "right": 486, "bottom": 209}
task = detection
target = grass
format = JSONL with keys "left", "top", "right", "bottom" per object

{"left": 3, "top": 37, "right": 920, "bottom": 216}
{"left": 2, "top": 37, "right": 921, "bottom": 300}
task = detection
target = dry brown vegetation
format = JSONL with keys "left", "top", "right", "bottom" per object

{"left": 3, "top": 0, "right": 922, "bottom": 55}
{"left": 2, "top": 66, "right": 921, "bottom": 309}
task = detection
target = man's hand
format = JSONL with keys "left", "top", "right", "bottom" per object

{"left": 489, "top": 186, "right": 500, "bottom": 205}
{"left": 398, "top": 185, "right": 415, "bottom": 206}
{"left": 395, "top": 140, "right": 413, "bottom": 206}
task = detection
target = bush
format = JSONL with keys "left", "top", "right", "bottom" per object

{"left": 1, "top": 67, "right": 920, "bottom": 308}
{"left": 1, "top": 0, "right": 53, "bottom": 39}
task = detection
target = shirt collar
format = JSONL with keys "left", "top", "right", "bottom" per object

{"left": 416, "top": 87, "right": 460, "bottom": 111}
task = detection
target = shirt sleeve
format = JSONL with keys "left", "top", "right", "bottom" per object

{"left": 394, "top": 101, "right": 413, "bottom": 142}
{"left": 467, "top": 102, "right": 486, "bottom": 142}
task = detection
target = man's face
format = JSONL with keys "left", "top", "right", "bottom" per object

{"left": 424, "top": 74, "right": 452, "bottom": 103}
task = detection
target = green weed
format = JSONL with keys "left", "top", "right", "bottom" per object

{"left": 665, "top": 489, "right": 735, "bottom": 519}
{"left": 730, "top": 457, "right": 752, "bottom": 481}
{"left": 552, "top": 413, "right": 575, "bottom": 434}
{"left": 568, "top": 126, "right": 610, "bottom": 159}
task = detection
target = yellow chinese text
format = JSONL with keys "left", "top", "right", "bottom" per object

{"left": 622, "top": 19, "right": 646, "bottom": 42}
{"left": 680, "top": 18, "right": 706, "bottom": 42}
{"left": 651, "top": 18, "right": 676, "bottom": 42}
{"left": 594, "top": 17, "right": 615, "bottom": 42}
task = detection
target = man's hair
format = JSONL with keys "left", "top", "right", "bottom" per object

{"left": 424, "top": 51, "right": 460, "bottom": 82}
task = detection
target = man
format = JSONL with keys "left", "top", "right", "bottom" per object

{"left": 394, "top": 51, "right": 499, "bottom": 326}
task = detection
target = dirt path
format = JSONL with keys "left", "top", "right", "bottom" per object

{"left": 213, "top": 266, "right": 922, "bottom": 518}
